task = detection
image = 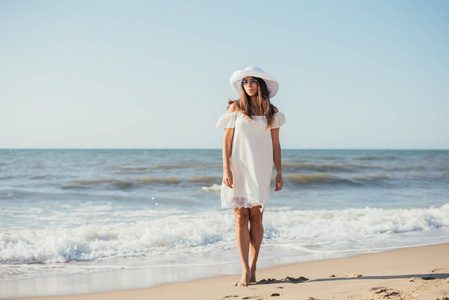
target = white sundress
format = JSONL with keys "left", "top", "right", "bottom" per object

{"left": 216, "top": 111, "right": 286, "bottom": 211}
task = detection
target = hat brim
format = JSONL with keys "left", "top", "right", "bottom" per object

{"left": 229, "top": 70, "right": 279, "bottom": 98}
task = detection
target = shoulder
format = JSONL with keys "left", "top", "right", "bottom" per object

{"left": 227, "top": 101, "right": 237, "bottom": 113}
{"left": 272, "top": 105, "right": 279, "bottom": 113}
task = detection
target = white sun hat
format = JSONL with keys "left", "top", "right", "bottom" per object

{"left": 229, "top": 66, "right": 279, "bottom": 98}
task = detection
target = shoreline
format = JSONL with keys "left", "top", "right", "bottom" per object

{"left": 5, "top": 243, "right": 449, "bottom": 300}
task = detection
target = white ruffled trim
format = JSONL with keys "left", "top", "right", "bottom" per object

{"left": 216, "top": 112, "right": 237, "bottom": 128}
{"left": 221, "top": 186, "right": 266, "bottom": 212}
{"left": 271, "top": 112, "right": 286, "bottom": 129}
{"left": 217, "top": 111, "right": 285, "bottom": 129}
{"left": 225, "top": 196, "right": 265, "bottom": 212}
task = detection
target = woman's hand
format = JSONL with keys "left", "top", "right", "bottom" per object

{"left": 274, "top": 173, "right": 283, "bottom": 191}
{"left": 223, "top": 168, "right": 233, "bottom": 189}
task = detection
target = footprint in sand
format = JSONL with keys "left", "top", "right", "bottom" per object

{"left": 240, "top": 294, "right": 280, "bottom": 300}
{"left": 256, "top": 276, "right": 308, "bottom": 284}
{"left": 370, "top": 287, "right": 407, "bottom": 299}
{"left": 329, "top": 273, "right": 362, "bottom": 278}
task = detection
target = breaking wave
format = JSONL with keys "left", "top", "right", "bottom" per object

{"left": 2, "top": 204, "right": 448, "bottom": 265}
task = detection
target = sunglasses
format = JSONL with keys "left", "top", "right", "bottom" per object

{"left": 241, "top": 78, "right": 258, "bottom": 85}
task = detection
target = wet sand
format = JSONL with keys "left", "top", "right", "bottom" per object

{"left": 7, "top": 243, "right": 449, "bottom": 300}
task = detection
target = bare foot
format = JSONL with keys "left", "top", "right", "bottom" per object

{"left": 250, "top": 271, "right": 256, "bottom": 283}
{"left": 235, "top": 272, "right": 251, "bottom": 286}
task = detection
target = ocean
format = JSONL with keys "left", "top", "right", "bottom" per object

{"left": 1, "top": 149, "right": 448, "bottom": 297}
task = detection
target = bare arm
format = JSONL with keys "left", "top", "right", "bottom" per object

{"left": 222, "top": 103, "right": 236, "bottom": 189}
{"left": 222, "top": 127, "right": 234, "bottom": 188}
{"left": 271, "top": 106, "right": 283, "bottom": 191}
{"left": 271, "top": 128, "right": 283, "bottom": 191}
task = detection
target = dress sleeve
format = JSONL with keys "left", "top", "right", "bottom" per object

{"left": 216, "top": 112, "right": 237, "bottom": 128}
{"left": 271, "top": 112, "right": 286, "bottom": 129}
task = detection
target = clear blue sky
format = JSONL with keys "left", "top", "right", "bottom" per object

{"left": 1, "top": 0, "right": 448, "bottom": 149}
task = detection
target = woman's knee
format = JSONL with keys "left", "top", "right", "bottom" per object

{"left": 234, "top": 208, "right": 250, "bottom": 227}
{"left": 249, "top": 207, "right": 263, "bottom": 226}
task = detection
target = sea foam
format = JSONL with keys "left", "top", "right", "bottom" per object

{"left": 1, "top": 204, "right": 448, "bottom": 267}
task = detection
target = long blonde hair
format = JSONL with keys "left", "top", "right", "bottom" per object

{"left": 227, "top": 77, "right": 275, "bottom": 128}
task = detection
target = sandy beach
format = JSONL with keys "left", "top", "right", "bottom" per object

{"left": 7, "top": 243, "right": 448, "bottom": 300}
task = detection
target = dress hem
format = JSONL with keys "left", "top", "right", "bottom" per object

{"left": 221, "top": 196, "right": 266, "bottom": 212}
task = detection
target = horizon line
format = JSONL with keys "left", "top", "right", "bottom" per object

{"left": 1, "top": 148, "right": 448, "bottom": 151}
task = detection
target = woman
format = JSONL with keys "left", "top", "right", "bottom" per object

{"left": 216, "top": 66, "right": 286, "bottom": 286}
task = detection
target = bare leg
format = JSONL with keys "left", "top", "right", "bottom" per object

{"left": 249, "top": 206, "right": 264, "bottom": 283}
{"left": 234, "top": 207, "right": 251, "bottom": 286}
